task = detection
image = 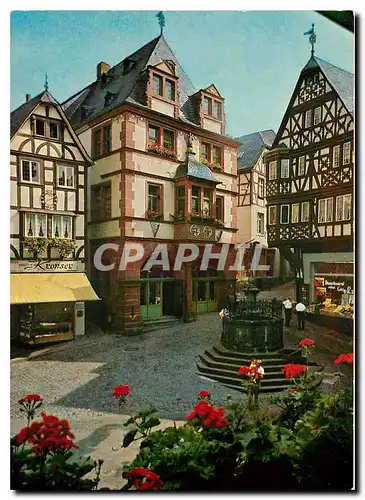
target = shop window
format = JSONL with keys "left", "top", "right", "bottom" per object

{"left": 318, "top": 197, "right": 333, "bottom": 223}
{"left": 292, "top": 203, "right": 300, "bottom": 223}
{"left": 258, "top": 177, "right": 265, "bottom": 198}
{"left": 191, "top": 186, "right": 201, "bottom": 213}
{"left": 147, "top": 184, "right": 162, "bottom": 213}
{"left": 343, "top": 142, "right": 351, "bottom": 165}
{"left": 301, "top": 201, "right": 310, "bottom": 222}
{"left": 57, "top": 165, "right": 74, "bottom": 188}
{"left": 203, "top": 189, "right": 212, "bottom": 216}
{"left": 216, "top": 196, "right": 224, "bottom": 222}
{"left": 49, "top": 121, "right": 59, "bottom": 139}
{"left": 52, "top": 215, "right": 73, "bottom": 239}
{"left": 21, "top": 159, "right": 40, "bottom": 183}
{"left": 280, "top": 205, "right": 289, "bottom": 224}
{"left": 257, "top": 212, "right": 265, "bottom": 235}
{"left": 268, "top": 161, "right": 277, "bottom": 180}
{"left": 91, "top": 184, "right": 111, "bottom": 221}
{"left": 313, "top": 106, "right": 322, "bottom": 125}
{"left": 336, "top": 194, "right": 351, "bottom": 221}
{"left": 281, "top": 159, "right": 290, "bottom": 178}
{"left": 25, "top": 213, "right": 47, "bottom": 238}
{"left": 35, "top": 119, "right": 45, "bottom": 136}
{"left": 209, "top": 281, "right": 215, "bottom": 300}
{"left": 268, "top": 205, "right": 277, "bottom": 225}
{"left": 298, "top": 156, "right": 305, "bottom": 176}
{"left": 176, "top": 186, "right": 185, "bottom": 214}
{"left": 333, "top": 145, "right": 341, "bottom": 168}
{"left": 197, "top": 281, "right": 206, "bottom": 301}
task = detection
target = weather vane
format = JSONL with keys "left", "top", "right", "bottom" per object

{"left": 44, "top": 73, "right": 49, "bottom": 92}
{"left": 156, "top": 11, "right": 165, "bottom": 35}
{"left": 303, "top": 23, "right": 316, "bottom": 57}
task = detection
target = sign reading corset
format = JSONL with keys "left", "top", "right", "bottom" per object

{"left": 41, "top": 189, "right": 58, "bottom": 210}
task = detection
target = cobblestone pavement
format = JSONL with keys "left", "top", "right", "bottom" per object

{"left": 11, "top": 302, "right": 352, "bottom": 424}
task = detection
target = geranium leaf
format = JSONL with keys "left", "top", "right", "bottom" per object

{"left": 122, "top": 429, "right": 138, "bottom": 448}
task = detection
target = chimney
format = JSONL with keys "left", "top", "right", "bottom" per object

{"left": 25, "top": 94, "right": 31, "bottom": 102}
{"left": 97, "top": 61, "right": 111, "bottom": 80}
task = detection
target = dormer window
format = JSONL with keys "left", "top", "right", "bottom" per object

{"left": 204, "top": 97, "right": 212, "bottom": 116}
{"left": 104, "top": 92, "right": 117, "bottom": 108}
{"left": 203, "top": 95, "right": 223, "bottom": 122}
{"left": 50, "top": 121, "right": 59, "bottom": 139}
{"left": 153, "top": 74, "right": 163, "bottom": 96}
{"left": 213, "top": 101, "right": 222, "bottom": 120}
{"left": 123, "top": 58, "right": 135, "bottom": 75}
{"left": 166, "top": 79, "right": 175, "bottom": 101}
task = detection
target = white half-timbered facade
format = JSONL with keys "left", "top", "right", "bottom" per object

{"left": 10, "top": 90, "right": 99, "bottom": 344}
{"left": 264, "top": 55, "right": 354, "bottom": 304}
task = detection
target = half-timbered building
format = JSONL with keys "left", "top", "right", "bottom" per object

{"left": 264, "top": 55, "right": 354, "bottom": 307}
{"left": 236, "top": 130, "right": 284, "bottom": 279}
{"left": 10, "top": 90, "right": 99, "bottom": 344}
{"left": 62, "top": 32, "right": 239, "bottom": 331}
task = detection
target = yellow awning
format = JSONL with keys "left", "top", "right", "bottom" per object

{"left": 11, "top": 273, "right": 100, "bottom": 305}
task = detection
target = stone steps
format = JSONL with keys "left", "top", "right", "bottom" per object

{"left": 143, "top": 316, "right": 181, "bottom": 332}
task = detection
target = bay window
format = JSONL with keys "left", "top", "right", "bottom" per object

{"left": 52, "top": 215, "right": 73, "bottom": 239}
{"left": 176, "top": 186, "right": 185, "bottom": 214}
{"left": 25, "top": 213, "right": 47, "bottom": 238}
{"left": 191, "top": 186, "right": 200, "bottom": 213}
{"left": 280, "top": 159, "right": 290, "bottom": 178}
{"left": 268, "top": 161, "right": 277, "bottom": 180}
{"left": 203, "top": 189, "right": 212, "bottom": 216}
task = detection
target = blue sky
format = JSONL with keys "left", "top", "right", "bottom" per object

{"left": 10, "top": 10, "right": 353, "bottom": 137}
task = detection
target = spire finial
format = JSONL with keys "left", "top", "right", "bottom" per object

{"left": 304, "top": 23, "right": 316, "bottom": 57}
{"left": 44, "top": 73, "right": 49, "bottom": 92}
{"left": 156, "top": 11, "right": 165, "bottom": 35}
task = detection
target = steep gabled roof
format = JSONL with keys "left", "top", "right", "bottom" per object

{"left": 236, "top": 129, "right": 276, "bottom": 171}
{"left": 62, "top": 34, "right": 198, "bottom": 128}
{"left": 11, "top": 90, "right": 92, "bottom": 164}
{"left": 302, "top": 56, "right": 354, "bottom": 116}
{"left": 10, "top": 91, "right": 57, "bottom": 138}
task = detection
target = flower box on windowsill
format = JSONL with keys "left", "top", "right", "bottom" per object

{"left": 213, "top": 219, "right": 225, "bottom": 228}
{"left": 146, "top": 211, "right": 164, "bottom": 222}
{"left": 170, "top": 212, "right": 186, "bottom": 223}
{"left": 48, "top": 238, "right": 77, "bottom": 259}
{"left": 147, "top": 144, "right": 177, "bottom": 160}
{"left": 190, "top": 213, "right": 215, "bottom": 225}
{"left": 199, "top": 157, "right": 222, "bottom": 172}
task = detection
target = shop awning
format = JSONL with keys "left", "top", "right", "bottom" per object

{"left": 11, "top": 273, "right": 100, "bottom": 305}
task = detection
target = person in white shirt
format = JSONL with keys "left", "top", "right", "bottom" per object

{"left": 295, "top": 301, "right": 306, "bottom": 330}
{"left": 282, "top": 298, "right": 293, "bottom": 327}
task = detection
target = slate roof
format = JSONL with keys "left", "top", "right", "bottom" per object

{"left": 303, "top": 56, "right": 354, "bottom": 116}
{"left": 10, "top": 91, "right": 58, "bottom": 138}
{"left": 62, "top": 34, "right": 201, "bottom": 128}
{"left": 235, "top": 129, "right": 276, "bottom": 170}
{"left": 174, "top": 152, "right": 221, "bottom": 184}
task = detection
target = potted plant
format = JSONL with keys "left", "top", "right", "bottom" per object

{"left": 22, "top": 237, "right": 48, "bottom": 258}
{"left": 170, "top": 211, "right": 185, "bottom": 222}
{"left": 50, "top": 238, "right": 77, "bottom": 259}
{"left": 146, "top": 210, "right": 163, "bottom": 221}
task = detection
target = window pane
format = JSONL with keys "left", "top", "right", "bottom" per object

{"left": 318, "top": 199, "right": 326, "bottom": 222}
{"left": 94, "top": 130, "right": 101, "bottom": 157}
{"left": 140, "top": 283, "right": 147, "bottom": 306}
{"left": 344, "top": 194, "right": 351, "bottom": 220}
{"left": 36, "top": 214, "right": 47, "bottom": 237}
{"left": 343, "top": 142, "right": 351, "bottom": 165}
{"left": 313, "top": 107, "right": 321, "bottom": 125}
{"left": 198, "top": 281, "right": 206, "bottom": 301}
{"left": 292, "top": 204, "right": 299, "bottom": 223}
{"left": 269, "top": 206, "right": 277, "bottom": 225}
{"left": 163, "top": 129, "right": 174, "bottom": 150}
{"left": 22, "top": 161, "right": 30, "bottom": 181}
{"left": 149, "top": 126, "right": 159, "bottom": 144}
{"left": 298, "top": 156, "right": 305, "bottom": 176}
{"left": 153, "top": 74, "right": 163, "bottom": 95}
{"left": 333, "top": 145, "right": 341, "bottom": 167}
{"left": 305, "top": 110, "right": 312, "bottom": 127}
{"left": 212, "top": 146, "right": 221, "bottom": 165}
{"left": 281, "top": 159, "right": 289, "bottom": 178}
{"left": 216, "top": 197, "right": 223, "bottom": 221}
{"left": 53, "top": 216, "right": 61, "bottom": 237}
{"left": 66, "top": 167, "right": 74, "bottom": 187}
{"left": 336, "top": 196, "right": 344, "bottom": 221}
{"left": 258, "top": 178, "right": 264, "bottom": 198}
{"left": 26, "top": 214, "right": 35, "bottom": 236}
{"left": 213, "top": 101, "right": 222, "bottom": 120}
{"left": 62, "top": 216, "right": 72, "bottom": 238}
{"left": 104, "top": 126, "right": 111, "bottom": 154}
{"left": 31, "top": 162, "right": 39, "bottom": 182}
{"left": 269, "top": 161, "right": 277, "bottom": 180}
{"left": 165, "top": 79, "right": 175, "bottom": 100}
{"left": 104, "top": 186, "right": 111, "bottom": 219}
{"left": 301, "top": 202, "right": 310, "bottom": 222}
{"left": 201, "top": 142, "right": 210, "bottom": 160}
{"left": 203, "top": 189, "right": 211, "bottom": 215}
{"left": 58, "top": 166, "right": 65, "bottom": 186}
{"left": 209, "top": 281, "right": 215, "bottom": 300}
{"left": 281, "top": 205, "right": 289, "bottom": 224}
{"left": 326, "top": 198, "right": 333, "bottom": 222}
{"left": 257, "top": 213, "right": 264, "bottom": 234}
{"left": 204, "top": 97, "right": 212, "bottom": 115}
{"left": 50, "top": 122, "right": 59, "bottom": 138}
{"left": 36, "top": 120, "right": 45, "bottom": 136}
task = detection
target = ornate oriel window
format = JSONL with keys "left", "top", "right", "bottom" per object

{"left": 280, "top": 159, "right": 290, "bottom": 178}
{"left": 268, "top": 161, "right": 277, "bottom": 180}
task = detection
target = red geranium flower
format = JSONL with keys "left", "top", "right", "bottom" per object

{"left": 299, "top": 338, "right": 315, "bottom": 348}
{"left": 313, "top": 423, "right": 320, "bottom": 430}
{"left": 334, "top": 353, "right": 354, "bottom": 365}
{"left": 123, "top": 467, "right": 163, "bottom": 491}
{"left": 288, "top": 387, "right": 297, "bottom": 393}
{"left": 198, "top": 390, "right": 210, "bottom": 398}
{"left": 186, "top": 401, "right": 228, "bottom": 429}
{"left": 237, "top": 365, "right": 250, "bottom": 376}
{"left": 111, "top": 385, "right": 130, "bottom": 398}
{"left": 18, "top": 394, "right": 43, "bottom": 404}
{"left": 281, "top": 364, "right": 308, "bottom": 380}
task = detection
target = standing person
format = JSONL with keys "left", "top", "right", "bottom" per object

{"left": 296, "top": 301, "right": 306, "bottom": 330}
{"left": 282, "top": 298, "right": 293, "bottom": 327}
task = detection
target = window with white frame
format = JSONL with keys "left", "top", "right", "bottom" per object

{"left": 292, "top": 204, "right": 299, "bottom": 223}
{"left": 301, "top": 201, "right": 310, "bottom": 222}
{"left": 268, "top": 161, "right": 277, "bottom": 180}
{"left": 305, "top": 109, "right": 312, "bottom": 128}
{"left": 333, "top": 145, "right": 341, "bottom": 168}
{"left": 257, "top": 212, "right": 265, "bottom": 235}
{"left": 343, "top": 142, "right": 351, "bottom": 165}
{"left": 313, "top": 106, "right": 322, "bottom": 125}
{"left": 258, "top": 177, "right": 265, "bottom": 198}
{"left": 57, "top": 165, "right": 74, "bottom": 188}
{"left": 318, "top": 198, "right": 333, "bottom": 223}
{"left": 268, "top": 206, "right": 277, "bottom": 225}
{"left": 298, "top": 156, "right": 305, "bottom": 176}
{"left": 52, "top": 215, "right": 73, "bottom": 239}
{"left": 21, "top": 159, "right": 40, "bottom": 183}
{"left": 25, "top": 213, "right": 47, "bottom": 238}
{"left": 280, "top": 159, "right": 290, "bottom": 178}
{"left": 336, "top": 194, "right": 351, "bottom": 221}
{"left": 280, "top": 205, "right": 289, "bottom": 224}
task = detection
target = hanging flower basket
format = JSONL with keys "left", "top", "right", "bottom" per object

{"left": 147, "top": 144, "right": 177, "bottom": 160}
{"left": 22, "top": 237, "right": 48, "bottom": 257}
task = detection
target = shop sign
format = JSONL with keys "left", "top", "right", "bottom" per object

{"left": 323, "top": 279, "right": 353, "bottom": 294}
{"left": 11, "top": 260, "right": 84, "bottom": 273}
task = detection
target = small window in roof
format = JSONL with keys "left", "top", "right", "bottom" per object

{"left": 104, "top": 92, "right": 117, "bottom": 108}
{"left": 123, "top": 58, "right": 135, "bottom": 75}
